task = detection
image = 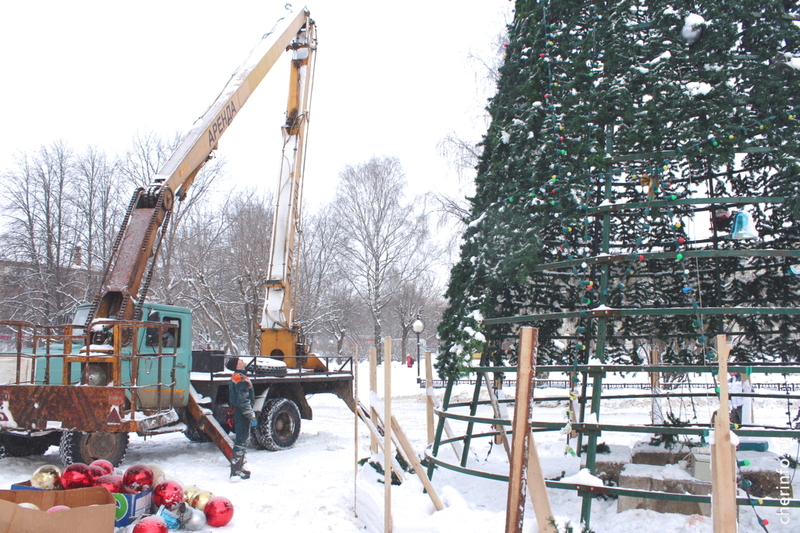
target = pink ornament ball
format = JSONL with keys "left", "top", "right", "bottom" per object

{"left": 60, "top": 463, "right": 93, "bottom": 489}
{"left": 131, "top": 515, "right": 169, "bottom": 533}
{"left": 123, "top": 464, "right": 155, "bottom": 493}
{"left": 94, "top": 474, "right": 124, "bottom": 493}
{"left": 153, "top": 480, "right": 185, "bottom": 511}
{"left": 204, "top": 496, "right": 234, "bottom": 527}
{"left": 46, "top": 505, "right": 71, "bottom": 513}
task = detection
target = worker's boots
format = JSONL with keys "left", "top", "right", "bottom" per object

{"left": 229, "top": 451, "right": 251, "bottom": 482}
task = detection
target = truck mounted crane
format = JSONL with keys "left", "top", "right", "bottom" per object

{"left": 0, "top": 7, "right": 354, "bottom": 466}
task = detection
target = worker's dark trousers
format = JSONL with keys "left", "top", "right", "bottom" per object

{"left": 233, "top": 409, "right": 251, "bottom": 453}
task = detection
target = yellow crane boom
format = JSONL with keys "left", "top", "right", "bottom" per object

{"left": 90, "top": 8, "right": 316, "bottom": 324}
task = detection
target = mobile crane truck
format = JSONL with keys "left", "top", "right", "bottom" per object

{"left": 0, "top": 7, "right": 355, "bottom": 466}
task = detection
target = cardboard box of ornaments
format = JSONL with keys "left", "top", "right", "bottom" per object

{"left": 0, "top": 486, "right": 115, "bottom": 533}
{"left": 8, "top": 480, "right": 153, "bottom": 529}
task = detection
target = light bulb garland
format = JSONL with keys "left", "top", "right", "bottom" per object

{"left": 513, "top": 0, "right": 800, "bottom": 368}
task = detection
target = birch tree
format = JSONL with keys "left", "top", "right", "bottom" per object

{"left": 333, "top": 156, "right": 431, "bottom": 364}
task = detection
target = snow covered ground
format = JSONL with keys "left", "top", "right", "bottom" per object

{"left": 2, "top": 361, "right": 799, "bottom": 532}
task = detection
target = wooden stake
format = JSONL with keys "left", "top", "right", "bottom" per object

{"left": 712, "top": 334, "right": 737, "bottom": 533}
{"left": 651, "top": 347, "right": 664, "bottom": 425}
{"left": 483, "top": 374, "right": 511, "bottom": 459}
{"left": 425, "top": 351, "right": 435, "bottom": 445}
{"left": 742, "top": 372, "right": 753, "bottom": 425}
{"left": 383, "top": 337, "right": 393, "bottom": 533}
{"left": 353, "top": 346, "right": 359, "bottom": 518}
{"left": 505, "top": 327, "right": 556, "bottom": 533}
{"left": 369, "top": 347, "right": 378, "bottom": 454}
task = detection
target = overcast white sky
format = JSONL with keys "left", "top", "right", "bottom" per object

{"left": 0, "top": 0, "right": 511, "bottom": 209}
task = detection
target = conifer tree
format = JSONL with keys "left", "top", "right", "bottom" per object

{"left": 438, "top": 0, "right": 800, "bottom": 378}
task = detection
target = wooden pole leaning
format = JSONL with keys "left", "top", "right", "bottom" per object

{"left": 712, "top": 334, "right": 737, "bottom": 533}
{"left": 390, "top": 415, "right": 444, "bottom": 511}
{"left": 505, "top": 327, "right": 556, "bottom": 533}
{"left": 384, "top": 337, "right": 393, "bottom": 533}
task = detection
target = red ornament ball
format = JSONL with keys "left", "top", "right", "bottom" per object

{"left": 153, "top": 480, "right": 185, "bottom": 510}
{"left": 131, "top": 515, "right": 169, "bottom": 533}
{"left": 90, "top": 459, "right": 114, "bottom": 476}
{"left": 87, "top": 464, "right": 106, "bottom": 481}
{"left": 94, "top": 474, "right": 124, "bottom": 493}
{"left": 46, "top": 505, "right": 71, "bottom": 513}
{"left": 204, "top": 496, "right": 234, "bottom": 527}
{"left": 123, "top": 464, "right": 155, "bottom": 493}
{"left": 61, "top": 463, "right": 93, "bottom": 489}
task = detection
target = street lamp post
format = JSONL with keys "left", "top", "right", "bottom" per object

{"left": 412, "top": 316, "right": 424, "bottom": 379}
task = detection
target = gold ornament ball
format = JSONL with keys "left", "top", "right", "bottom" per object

{"left": 183, "top": 485, "right": 202, "bottom": 503}
{"left": 31, "top": 465, "right": 62, "bottom": 490}
{"left": 147, "top": 464, "right": 166, "bottom": 485}
{"left": 190, "top": 490, "right": 215, "bottom": 511}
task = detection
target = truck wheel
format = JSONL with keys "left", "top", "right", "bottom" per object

{"left": 184, "top": 427, "right": 212, "bottom": 443}
{"left": 59, "top": 431, "right": 129, "bottom": 467}
{"left": 0, "top": 433, "right": 52, "bottom": 457}
{"left": 253, "top": 398, "right": 301, "bottom": 451}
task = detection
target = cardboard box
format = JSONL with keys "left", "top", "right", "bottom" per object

{"left": 8, "top": 482, "right": 37, "bottom": 491}
{"left": 112, "top": 487, "right": 153, "bottom": 527}
{"left": 0, "top": 486, "right": 115, "bottom": 533}
{"left": 7, "top": 482, "right": 152, "bottom": 528}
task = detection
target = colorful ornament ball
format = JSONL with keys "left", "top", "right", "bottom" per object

{"left": 123, "top": 464, "right": 155, "bottom": 493}
{"left": 60, "top": 463, "right": 93, "bottom": 490}
{"left": 204, "top": 496, "right": 234, "bottom": 527}
{"left": 131, "top": 515, "right": 169, "bottom": 533}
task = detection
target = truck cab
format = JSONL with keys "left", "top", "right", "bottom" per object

{"left": 28, "top": 303, "right": 192, "bottom": 411}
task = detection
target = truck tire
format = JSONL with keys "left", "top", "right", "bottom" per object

{"left": 0, "top": 433, "right": 52, "bottom": 457}
{"left": 59, "top": 431, "right": 129, "bottom": 467}
{"left": 253, "top": 398, "right": 301, "bottom": 451}
{"left": 184, "top": 427, "right": 212, "bottom": 443}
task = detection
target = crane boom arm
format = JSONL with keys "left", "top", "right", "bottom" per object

{"left": 90, "top": 8, "right": 315, "bottom": 324}
{"left": 155, "top": 9, "right": 313, "bottom": 199}
{"left": 261, "top": 22, "right": 315, "bottom": 332}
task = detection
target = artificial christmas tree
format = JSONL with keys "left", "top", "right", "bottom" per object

{"left": 438, "top": 0, "right": 800, "bottom": 378}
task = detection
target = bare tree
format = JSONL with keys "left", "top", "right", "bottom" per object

{"left": 117, "top": 131, "right": 183, "bottom": 188}
{"left": 172, "top": 190, "right": 273, "bottom": 355}
{"left": 173, "top": 203, "right": 241, "bottom": 354}
{"left": 436, "top": 132, "right": 484, "bottom": 185}
{"left": 433, "top": 22, "right": 509, "bottom": 233}
{"left": 294, "top": 205, "right": 341, "bottom": 349}
{"left": 224, "top": 191, "right": 273, "bottom": 354}
{"left": 391, "top": 271, "right": 443, "bottom": 367}
{"left": 114, "top": 131, "right": 227, "bottom": 307}
{"left": 0, "top": 142, "right": 83, "bottom": 324}
{"left": 73, "top": 146, "right": 124, "bottom": 300}
{"left": 333, "top": 156, "right": 431, "bottom": 364}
